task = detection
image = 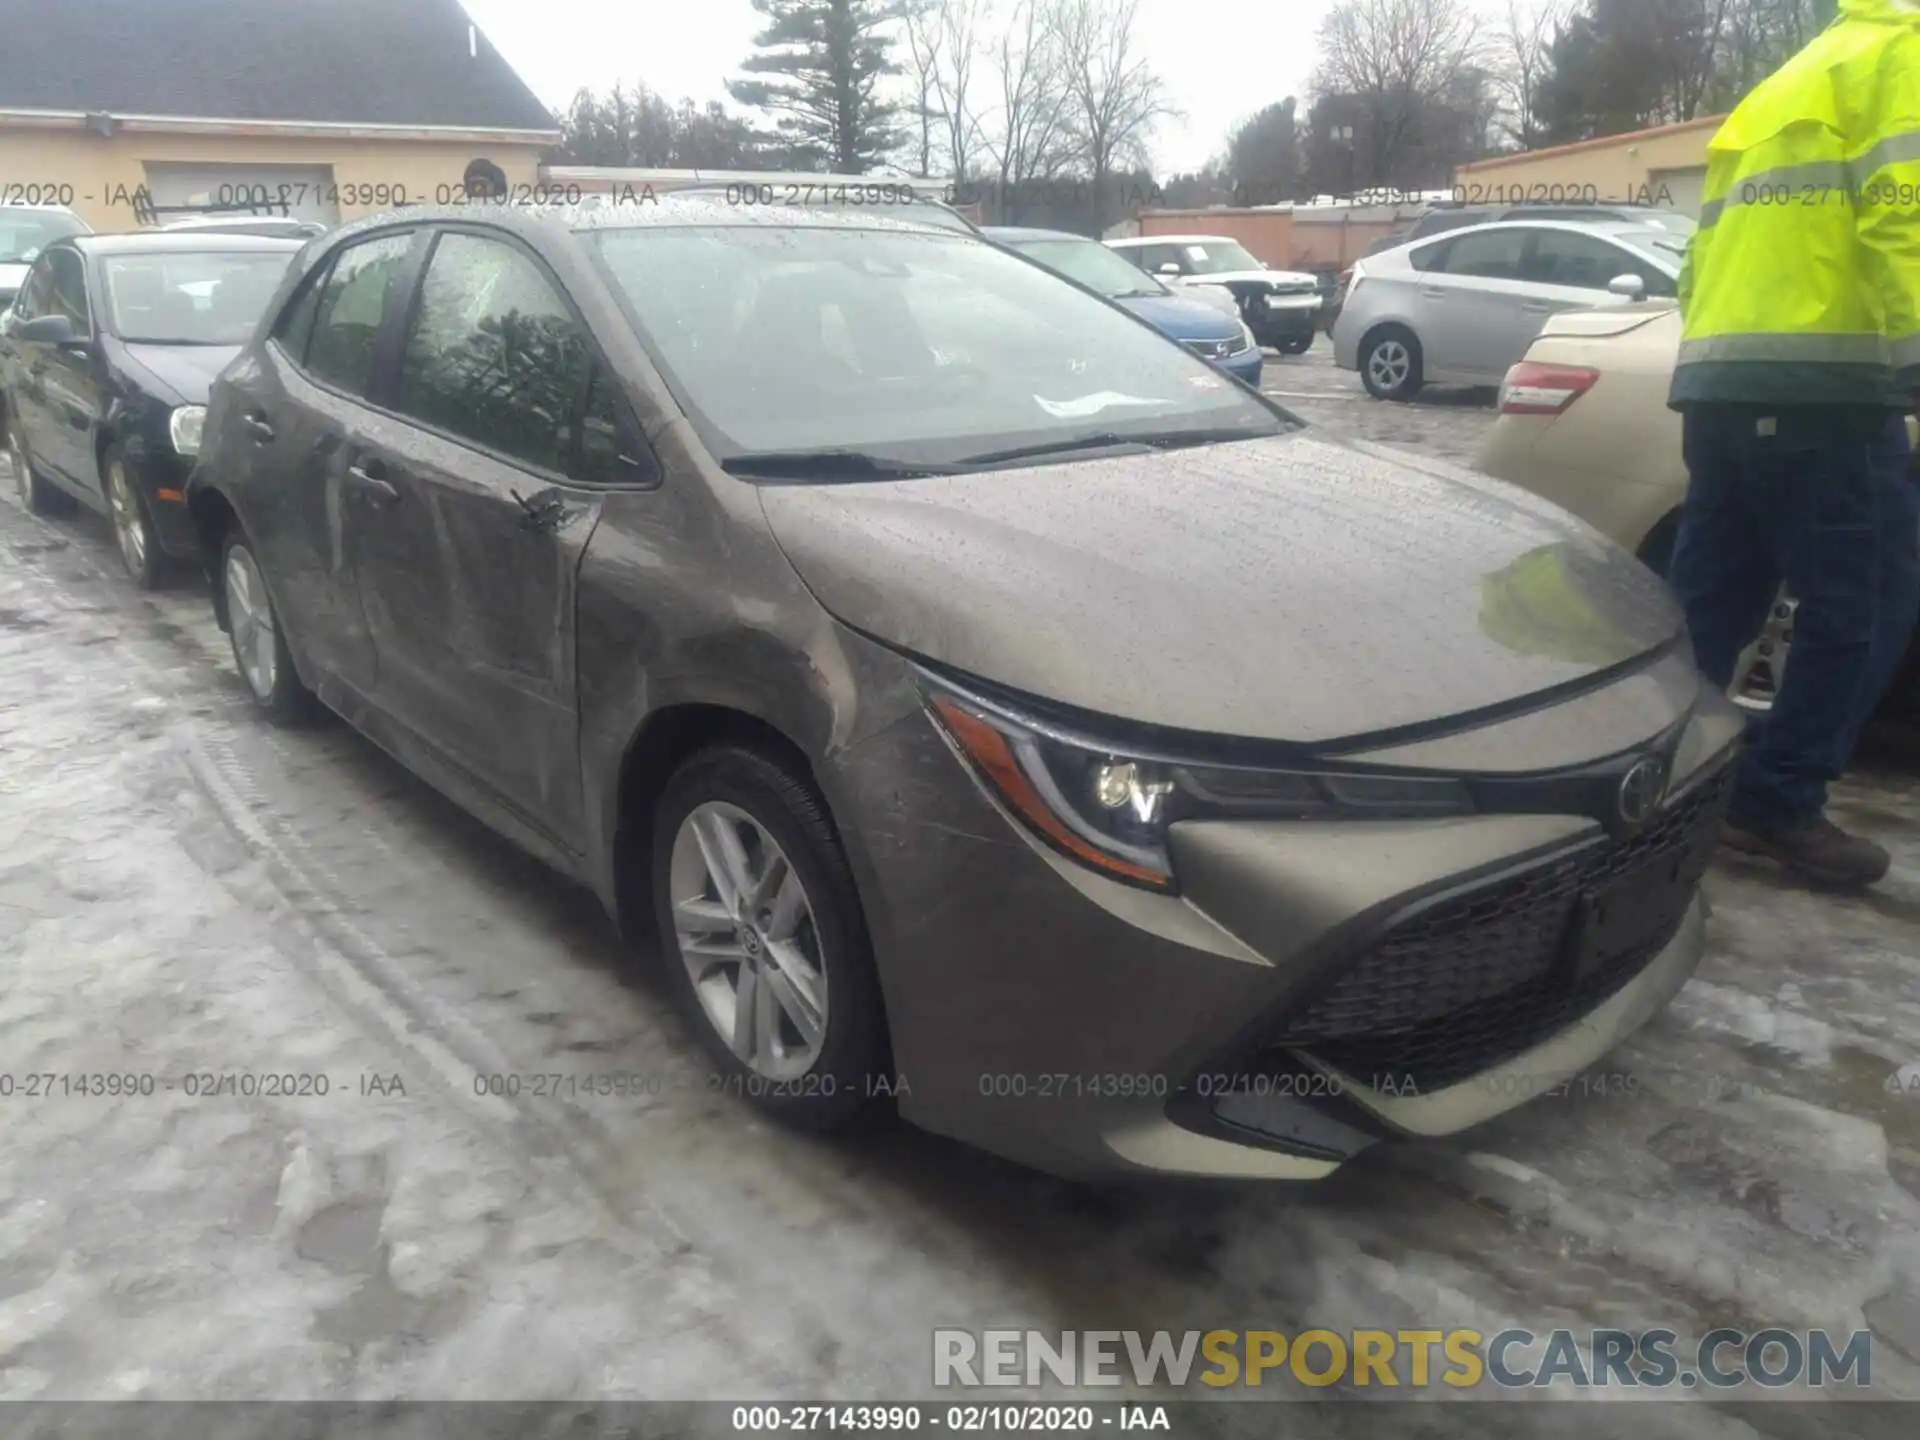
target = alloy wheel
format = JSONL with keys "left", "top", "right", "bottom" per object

{"left": 669, "top": 800, "right": 829, "bottom": 1081}
{"left": 1367, "top": 340, "right": 1410, "bottom": 392}
{"left": 107, "top": 462, "right": 149, "bottom": 578}
{"left": 224, "top": 545, "right": 279, "bottom": 700}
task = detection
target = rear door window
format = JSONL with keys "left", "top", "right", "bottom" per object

{"left": 1432, "top": 228, "right": 1529, "bottom": 280}
{"left": 305, "top": 232, "right": 414, "bottom": 396}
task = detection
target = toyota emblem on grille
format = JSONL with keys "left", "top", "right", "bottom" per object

{"left": 1617, "top": 756, "right": 1668, "bottom": 827}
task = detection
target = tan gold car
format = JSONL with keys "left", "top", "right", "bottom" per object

{"left": 1476, "top": 301, "right": 1920, "bottom": 714}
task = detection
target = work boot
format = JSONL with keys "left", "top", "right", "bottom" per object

{"left": 1720, "top": 817, "right": 1892, "bottom": 888}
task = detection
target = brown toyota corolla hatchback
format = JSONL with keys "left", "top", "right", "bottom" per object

{"left": 185, "top": 197, "right": 1743, "bottom": 1181}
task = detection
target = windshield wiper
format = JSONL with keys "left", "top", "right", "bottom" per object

{"left": 719, "top": 448, "right": 960, "bottom": 481}
{"left": 959, "top": 425, "right": 1278, "bottom": 469}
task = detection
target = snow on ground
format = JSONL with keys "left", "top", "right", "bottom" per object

{"left": 4, "top": 369, "right": 1920, "bottom": 1433}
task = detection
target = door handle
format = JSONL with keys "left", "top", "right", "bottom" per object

{"left": 346, "top": 461, "right": 400, "bottom": 506}
{"left": 241, "top": 411, "right": 275, "bottom": 442}
{"left": 1521, "top": 301, "right": 1558, "bottom": 313}
{"left": 1418, "top": 288, "right": 1448, "bottom": 300}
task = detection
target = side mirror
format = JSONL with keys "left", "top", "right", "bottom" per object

{"left": 1607, "top": 273, "right": 1647, "bottom": 300}
{"left": 1157, "top": 262, "right": 1183, "bottom": 277}
{"left": 17, "top": 313, "right": 79, "bottom": 346}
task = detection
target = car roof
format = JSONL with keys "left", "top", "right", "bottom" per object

{"left": 160, "top": 215, "right": 318, "bottom": 229}
{"left": 0, "top": 202, "right": 83, "bottom": 214}
{"left": 67, "top": 232, "right": 308, "bottom": 255}
{"left": 311, "top": 196, "right": 977, "bottom": 249}
{"left": 1407, "top": 218, "right": 1678, "bottom": 244}
{"left": 983, "top": 226, "right": 1087, "bottom": 243}
{"left": 1106, "top": 234, "right": 1242, "bottom": 247}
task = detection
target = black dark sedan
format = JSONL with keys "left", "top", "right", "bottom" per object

{"left": 1, "top": 232, "right": 303, "bottom": 587}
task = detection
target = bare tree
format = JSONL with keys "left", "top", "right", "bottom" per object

{"left": 932, "top": 0, "right": 990, "bottom": 180}
{"left": 1492, "top": 0, "right": 1569, "bottom": 149}
{"left": 981, "top": 0, "right": 1075, "bottom": 219}
{"left": 902, "top": 0, "right": 946, "bottom": 175}
{"left": 1054, "top": 0, "right": 1175, "bottom": 225}
{"left": 1311, "top": 0, "right": 1488, "bottom": 188}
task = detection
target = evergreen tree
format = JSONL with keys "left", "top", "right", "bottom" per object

{"left": 727, "top": 0, "right": 905, "bottom": 173}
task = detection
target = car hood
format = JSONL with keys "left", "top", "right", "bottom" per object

{"left": 118, "top": 343, "right": 241, "bottom": 404}
{"left": 1116, "top": 293, "right": 1242, "bottom": 342}
{"left": 758, "top": 431, "right": 1684, "bottom": 744}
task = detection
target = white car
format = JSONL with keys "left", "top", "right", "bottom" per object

{"left": 1330, "top": 219, "right": 1685, "bottom": 401}
{"left": 1106, "top": 234, "right": 1323, "bottom": 353}
{"left": 0, "top": 204, "right": 90, "bottom": 310}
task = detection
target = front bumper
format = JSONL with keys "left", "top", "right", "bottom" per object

{"left": 824, "top": 665, "right": 1742, "bottom": 1181}
{"left": 1221, "top": 349, "right": 1262, "bottom": 387}
{"left": 1249, "top": 295, "right": 1323, "bottom": 344}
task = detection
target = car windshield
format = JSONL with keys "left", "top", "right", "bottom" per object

{"left": 1008, "top": 238, "right": 1169, "bottom": 300}
{"left": 103, "top": 251, "right": 293, "bottom": 344}
{"left": 1178, "top": 241, "right": 1263, "bottom": 275}
{"left": 590, "top": 224, "right": 1285, "bottom": 468}
{"left": 0, "top": 208, "right": 86, "bottom": 266}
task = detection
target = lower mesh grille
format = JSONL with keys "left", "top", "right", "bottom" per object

{"left": 1260, "top": 761, "right": 1733, "bottom": 1091}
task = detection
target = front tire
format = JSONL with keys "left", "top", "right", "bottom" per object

{"left": 220, "top": 531, "right": 314, "bottom": 724}
{"left": 1360, "top": 326, "right": 1423, "bottom": 401}
{"left": 1279, "top": 333, "right": 1315, "bottom": 356}
{"left": 8, "top": 421, "right": 73, "bottom": 516}
{"left": 651, "top": 744, "right": 885, "bottom": 1131}
{"left": 105, "top": 446, "right": 167, "bottom": 590}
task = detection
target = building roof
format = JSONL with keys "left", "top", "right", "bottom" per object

{"left": 1455, "top": 114, "right": 1726, "bottom": 175}
{"left": 0, "top": 0, "right": 557, "bottom": 135}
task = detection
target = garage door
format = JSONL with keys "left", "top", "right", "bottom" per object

{"left": 140, "top": 162, "right": 341, "bottom": 226}
{"left": 1649, "top": 167, "right": 1706, "bottom": 220}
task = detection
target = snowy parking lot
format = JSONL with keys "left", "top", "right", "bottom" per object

{"left": 4, "top": 359, "right": 1920, "bottom": 1430}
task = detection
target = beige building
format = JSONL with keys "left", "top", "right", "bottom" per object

{"left": 1451, "top": 115, "right": 1725, "bottom": 219}
{"left": 0, "top": 0, "right": 559, "bottom": 233}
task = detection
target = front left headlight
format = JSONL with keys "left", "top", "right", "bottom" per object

{"left": 169, "top": 404, "right": 207, "bottom": 457}
{"left": 922, "top": 676, "right": 1474, "bottom": 892}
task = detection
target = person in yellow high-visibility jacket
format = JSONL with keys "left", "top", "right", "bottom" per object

{"left": 1665, "top": 0, "right": 1920, "bottom": 888}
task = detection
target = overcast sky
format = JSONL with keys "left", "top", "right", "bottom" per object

{"left": 460, "top": 0, "right": 1341, "bottom": 176}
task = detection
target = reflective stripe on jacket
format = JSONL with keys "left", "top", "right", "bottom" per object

{"left": 1671, "top": 0, "right": 1920, "bottom": 409}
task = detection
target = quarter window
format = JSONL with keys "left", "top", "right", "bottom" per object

{"left": 306, "top": 232, "right": 414, "bottom": 395}
{"left": 1525, "top": 230, "right": 1638, "bottom": 290}
{"left": 395, "top": 232, "right": 592, "bottom": 474}
{"left": 47, "top": 249, "right": 90, "bottom": 330}
{"left": 12, "top": 256, "right": 54, "bottom": 319}
{"left": 1434, "top": 229, "right": 1528, "bottom": 280}
{"left": 578, "top": 360, "right": 649, "bottom": 486}
{"left": 273, "top": 265, "right": 329, "bottom": 363}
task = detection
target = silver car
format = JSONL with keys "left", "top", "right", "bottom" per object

{"left": 1331, "top": 220, "right": 1687, "bottom": 401}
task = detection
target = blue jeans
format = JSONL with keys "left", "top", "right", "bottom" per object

{"left": 1667, "top": 405, "right": 1920, "bottom": 834}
